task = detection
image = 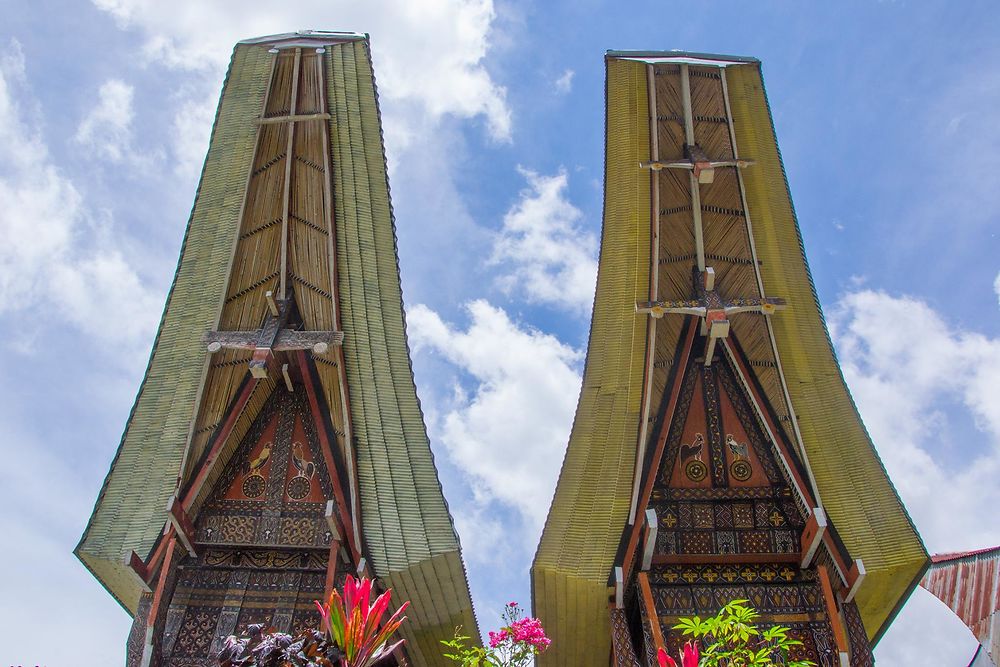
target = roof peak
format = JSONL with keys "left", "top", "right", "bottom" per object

{"left": 239, "top": 30, "right": 367, "bottom": 48}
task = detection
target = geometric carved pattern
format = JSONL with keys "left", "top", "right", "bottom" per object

{"left": 843, "top": 600, "right": 875, "bottom": 667}
{"left": 609, "top": 608, "right": 642, "bottom": 667}
{"left": 644, "top": 331, "right": 838, "bottom": 665}
{"left": 129, "top": 386, "right": 346, "bottom": 666}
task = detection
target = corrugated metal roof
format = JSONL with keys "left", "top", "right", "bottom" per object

{"left": 922, "top": 548, "right": 1000, "bottom": 666}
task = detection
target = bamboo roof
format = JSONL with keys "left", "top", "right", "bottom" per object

{"left": 75, "top": 33, "right": 476, "bottom": 666}
{"left": 532, "top": 52, "right": 928, "bottom": 666}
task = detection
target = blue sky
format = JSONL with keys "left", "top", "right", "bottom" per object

{"left": 1, "top": 1, "right": 998, "bottom": 665}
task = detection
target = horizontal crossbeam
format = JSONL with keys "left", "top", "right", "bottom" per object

{"left": 204, "top": 329, "right": 344, "bottom": 354}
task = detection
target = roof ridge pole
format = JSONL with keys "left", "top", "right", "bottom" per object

{"left": 279, "top": 47, "right": 303, "bottom": 301}
{"left": 680, "top": 64, "right": 706, "bottom": 273}
{"left": 719, "top": 67, "right": 823, "bottom": 508}
{"left": 628, "top": 63, "right": 661, "bottom": 525}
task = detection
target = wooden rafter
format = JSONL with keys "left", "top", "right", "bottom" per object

{"left": 621, "top": 319, "right": 696, "bottom": 584}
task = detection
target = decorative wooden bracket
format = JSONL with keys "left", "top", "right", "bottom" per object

{"left": 640, "top": 147, "right": 753, "bottom": 184}
{"left": 844, "top": 558, "right": 866, "bottom": 603}
{"left": 800, "top": 507, "right": 828, "bottom": 568}
{"left": 166, "top": 493, "right": 198, "bottom": 557}
{"left": 123, "top": 550, "right": 152, "bottom": 593}
{"left": 204, "top": 295, "right": 343, "bottom": 380}
{"left": 636, "top": 267, "right": 785, "bottom": 365}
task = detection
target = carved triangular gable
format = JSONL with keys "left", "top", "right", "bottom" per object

{"left": 651, "top": 346, "right": 806, "bottom": 557}
{"left": 147, "top": 386, "right": 349, "bottom": 666}
{"left": 199, "top": 386, "right": 338, "bottom": 547}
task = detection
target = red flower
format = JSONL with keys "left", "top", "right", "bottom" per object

{"left": 681, "top": 641, "right": 699, "bottom": 667}
{"left": 657, "top": 647, "right": 677, "bottom": 667}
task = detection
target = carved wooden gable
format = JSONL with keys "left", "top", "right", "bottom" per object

{"left": 144, "top": 387, "right": 351, "bottom": 667}
{"left": 636, "top": 343, "right": 872, "bottom": 667}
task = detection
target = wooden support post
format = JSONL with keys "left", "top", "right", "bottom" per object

{"left": 800, "top": 507, "right": 827, "bottom": 568}
{"left": 638, "top": 572, "right": 665, "bottom": 653}
{"left": 323, "top": 501, "right": 343, "bottom": 599}
{"left": 818, "top": 565, "right": 850, "bottom": 666}
{"left": 141, "top": 532, "right": 177, "bottom": 667}
{"left": 641, "top": 508, "right": 658, "bottom": 571}
{"left": 281, "top": 363, "right": 294, "bottom": 392}
{"left": 613, "top": 566, "right": 624, "bottom": 609}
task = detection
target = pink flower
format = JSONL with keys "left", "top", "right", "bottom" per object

{"left": 509, "top": 617, "right": 550, "bottom": 650}
{"left": 507, "top": 602, "right": 518, "bottom": 607}
{"left": 488, "top": 629, "right": 509, "bottom": 649}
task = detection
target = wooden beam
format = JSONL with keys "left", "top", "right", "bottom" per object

{"left": 256, "top": 112, "right": 331, "bottom": 125}
{"left": 629, "top": 62, "right": 661, "bottom": 526}
{"left": 641, "top": 508, "right": 657, "bottom": 571}
{"left": 638, "top": 572, "right": 665, "bottom": 652}
{"left": 720, "top": 67, "right": 824, "bottom": 509}
{"left": 265, "top": 289, "right": 280, "bottom": 317}
{"left": 181, "top": 374, "right": 260, "bottom": 510}
{"left": 844, "top": 559, "right": 866, "bottom": 603}
{"left": 818, "top": 565, "right": 850, "bottom": 666}
{"left": 800, "top": 507, "right": 827, "bottom": 568}
{"left": 123, "top": 551, "right": 151, "bottom": 593}
{"left": 278, "top": 47, "right": 302, "bottom": 300}
{"left": 315, "top": 45, "right": 363, "bottom": 565}
{"left": 622, "top": 321, "right": 696, "bottom": 584}
{"left": 281, "top": 363, "right": 294, "bottom": 392}
{"left": 680, "top": 64, "right": 705, "bottom": 271}
{"left": 166, "top": 493, "right": 197, "bottom": 557}
{"left": 613, "top": 566, "right": 624, "bottom": 609}
{"left": 722, "top": 339, "right": 817, "bottom": 511}
{"left": 652, "top": 552, "right": 801, "bottom": 566}
{"left": 141, "top": 532, "right": 177, "bottom": 667}
{"left": 298, "top": 350, "right": 360, "bottom": 563}
{"left": 204, "top": 329, "right": 344, "bottom": 352}
{"left": 249, "top": 347, "right": 278, "bottom": 379}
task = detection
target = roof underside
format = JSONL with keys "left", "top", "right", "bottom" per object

{"left": 76, "top": 34, "right": 476, "bottom": 666}
{"left": 533, "top": 54, "right": 927, "bottom": 666}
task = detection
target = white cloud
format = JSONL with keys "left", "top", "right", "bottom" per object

{"left": 554, "top": 69, "right": 574, "bottom": 94}
{"left": 91, "top": 0, "right": 511, "bottom": 143}
{"left": 491, "top": 168, "right": 597, "bottom": 312}
{"left": 829, "top": 289, "right": 1000, "bottom": 662}
{"left": 74, "top": 79, "right": 135, "bottom": 161}
{"left": 408, "top": 300, "right": 582, "bottom": 534}
{"left": 170, "top": 93, "right": 215, "bottom": 178}
{"left": 0, "top": 40, "right": 159, "bottom": 350}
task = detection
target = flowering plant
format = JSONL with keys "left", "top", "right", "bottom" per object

{"left": 441, "top": 602, "right": 550, "bottom": 667}
{"left": 217, "top": 576, "right": 408, "bottom": 667}
{"left": 657, "top": 642, "right": 699, "bottom": 667}
{"left": 315, "top": 575, "right": 409, "bottom": 667}
{"left": 671, "top": 599, "right": 815, "bottom": 667}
